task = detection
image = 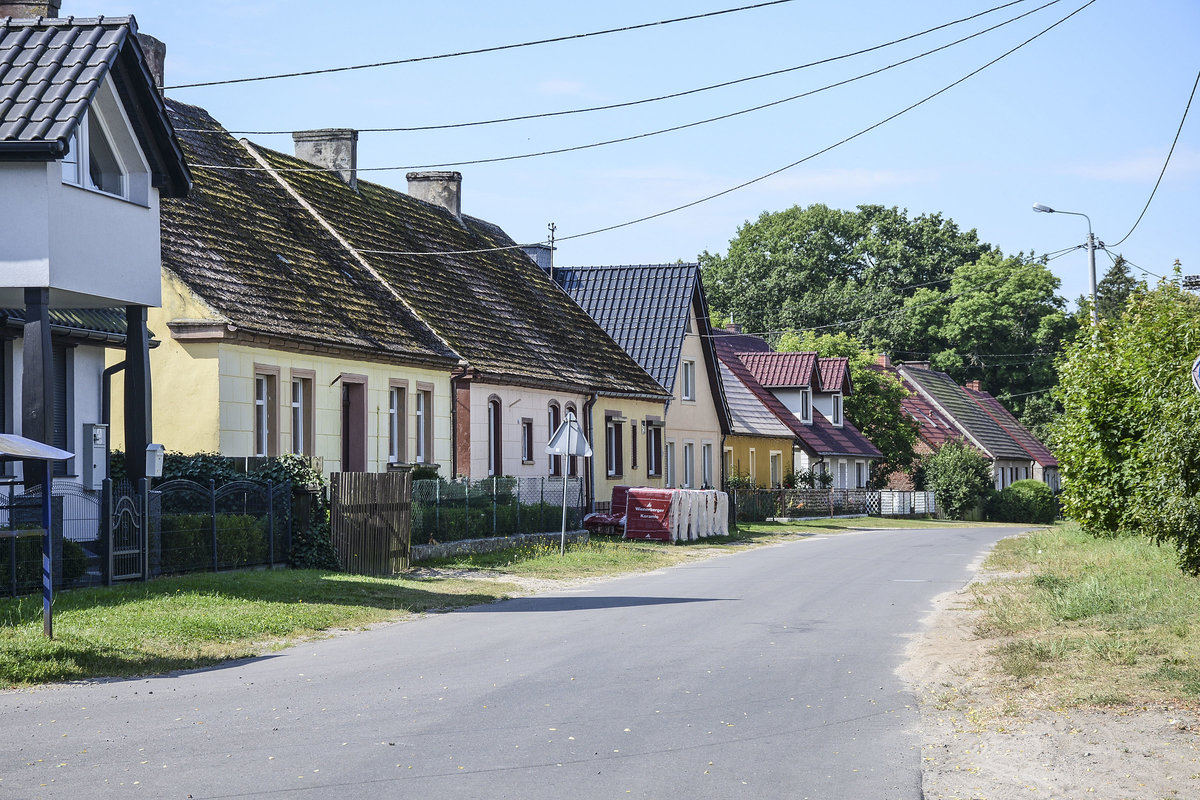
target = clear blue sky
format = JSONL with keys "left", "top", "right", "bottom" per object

{"left": 74, "top": 0, "right": 1198, "bottom": 317}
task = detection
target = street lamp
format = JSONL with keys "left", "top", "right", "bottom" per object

{"left": 1033, "top": 203, "right": 1098, "bottom": 325}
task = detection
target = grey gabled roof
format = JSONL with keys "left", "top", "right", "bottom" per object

{"left": 897, "top": 365, "right": 1031, "bottom": 461}
{"left": 0, "top": 15, "right": 190, "bottom": 195}
{"left": 553, "top": 263, "right": 698, "bottom": 392}
{"left": 719, "top": 360, "right": 795, "bottom": 439}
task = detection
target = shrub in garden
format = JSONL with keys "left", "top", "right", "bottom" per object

{"left": 922, "top": 439, "right": 993, "bottom": 520}
{"left": 290, "top": 521, "right": 340, "bottom": 570}
{"left": 990, "top": 479, "right": 1056, "bottom": 524}
{"left": 0, "top": 537, "right": 87, "bottom": 591}
{"left": 159, "top": 513, "right": 267, "bottom": 573}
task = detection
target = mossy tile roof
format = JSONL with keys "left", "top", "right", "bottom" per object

{"left": 898, "top": 366, "right": 1030, "bottom": 461}
{"left": 160, "top": 100, "right": 456, "bottom": 367}
{"left": 254, "top": 145, "right": 665, "bottom": 396}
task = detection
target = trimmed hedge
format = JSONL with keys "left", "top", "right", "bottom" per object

{"left": 989, "top": 479, "right": 1056, "bottom": 524}
{"left": 0, "top": 537, "right": 88, "bottom": 592}
{"left": 158, "top": 513, "right": 268, "bottom": 573}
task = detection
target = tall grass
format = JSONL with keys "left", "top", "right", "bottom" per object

{"left": 975, "top": 523, "right": 1200, "bottom": 706}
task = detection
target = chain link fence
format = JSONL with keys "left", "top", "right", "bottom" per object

{"left": 411, "top": 477, "right": 585, "bottom": 544}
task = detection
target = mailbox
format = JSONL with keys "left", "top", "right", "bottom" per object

{"left": 145, "top": 443, "right": 165, "bottom": 478}
{"left": 81, "top": 423, "right": 108, "bottom": 490}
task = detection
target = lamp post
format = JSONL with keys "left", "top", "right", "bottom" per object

{"left": 1033, "top": 203, "right": 1098, "bottom": 325}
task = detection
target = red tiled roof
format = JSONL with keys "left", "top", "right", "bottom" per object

{"left": 736, "top": 351, "right": 818, "bottom": 388}
{"left": 720, "top": 352, "right": 881, "bottom": 459}
{"left": 818, "top": 356, "right": 850, "bottom": 393}
{"left": 965, "top": 388, "right": 1058, "bottom": 468}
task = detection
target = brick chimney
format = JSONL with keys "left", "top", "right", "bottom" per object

{"left": 965, "top": 380, "right": 982, "bottom": 391}
{"left": 725, "top": 323, "right": 743, "bottom": 334}
{"left": 0, "top": 1, "right": 61, "bottom": 17}
{"left": 407, "top": 171, "right": 462, "bottom": 219}
{"left": 875, "top": 353, "right": 892, "bottom": 368}
{"left": 136, "top": 33, "right": 166, "bottom": 92}
{"left": 904, "top": 361, "right": 931, "bottom": 370}
{"left": 292, "top": 129, "right": 358, "bottom": 190}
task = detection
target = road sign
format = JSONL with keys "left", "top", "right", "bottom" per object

{"left": 546, "top": 411, "right": 592, "bottom": 457}
{"left": 1192, "top": 354, "right": 1200, "bottom": 394}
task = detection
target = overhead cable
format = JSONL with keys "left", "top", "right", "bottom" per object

{"left": 165, "top": 0, "right": 799, "bottom": 90}
{"left": 183, "top": 0, "right": 1033, "bottom": 135}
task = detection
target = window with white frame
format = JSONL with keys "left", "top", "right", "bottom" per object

{"left": 605, "top": 415, "right": 624, "bottom": 477}
{"left": 254, "top": 366, "right": 279, "bottom": 458}
{"left": 723, "top": 447, "right": 733, "bottom": 485}
{"left": 681, "top": 359, "right": 696, "bottom": 401}
{"left": 646, "top": 423, "right": 663, "bottom": 477}
{"left": 487, "top": 397, "right": 503, "bottom": 476}
{"left": 547, "top": 402, "right": 562, "bottom": 475}
{"left": 60, "top": 79, "right": 149, "bottom": 204}
{"left": 770, "top": 451, "right": 782, "bottom": 487}
{"left": 800, "top": 387, "right": 812, "bottom": 423}
{"left": 521, "top": 418, "right": 535, "bottom": 463}
{"left": 291, "top": 373, "right": 314, "bottom": 457}
{"left": 855, "top": 461, "right": 866, "bottom": 488}
{"left": 415, "top": 386, "right": 433, "bottom": 464}
{"left": 664, "top": 440, "right": 676, "bottom": 487}
{"left": 748, "top": 448, "right": 757, "bottom": 484}
{"left": 388, "top": 383, "right": 407, "bottom": 463}
{"left": 565, "top": 403, "right": 579, "bottom": 477}
{"left": 837, "top": 461, "right": 847, "bottom": 489}
{"left": 682, "top": 442, "right": 695, "bottom": 488}
{"left": 701, "top": 443, "right": 713, "bottom": 488}
{"left": 832, "top": 392, "right": 843, "bottom": 427}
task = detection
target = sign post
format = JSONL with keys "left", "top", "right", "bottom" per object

{"left": 545, "top": 411, "right": 592, "bottom": 555}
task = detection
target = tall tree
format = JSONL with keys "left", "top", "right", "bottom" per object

{"left": 775, "top": 330, "right": 919, "bottom": 487}
{"left": 1053, "top": 281, "right": 1200, "bottom": 573}
{"left": 899, "top": 252, "right": 1075, "bottom": 416}
{"left": 700, "top": 204, "right": 994, "bottom": 348}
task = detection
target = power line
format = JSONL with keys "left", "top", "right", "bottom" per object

{"left": 190, "top": 0, "right": 1061, "bottom": 174}
{"left": 555, "top": 0, "right": 1097, "bottom": 246}
{"left": 180, "top": 0, "right": 1033, "bottom": 135}
{"left": 1108, "top": 68, "right": 1199, "bottom": 249}
{"left": 165, "top": 0, "right": 799, "bottom": 90}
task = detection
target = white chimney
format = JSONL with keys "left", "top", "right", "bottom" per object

{"left": 407, "top": 170, "right": 462, "bottom": 218}
{"left": 292, "top": 129, "right": 358, "bottom": 190}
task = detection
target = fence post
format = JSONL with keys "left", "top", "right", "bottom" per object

{"left": 492, "top": 476, "right": 497, "bottom": 536}
{"left": 139, "top": 478, "right": 150, "bottom": 582}
{"left": 435, "top": 479, "right": 440, "bottom": 539}
{"left": 515, "top": 478, "right": 521, "bottom": 532}
{"left": 267, "top": 480, "right": 275, "bottom": 569}
{"left": 210, "top": 478, "right": 219, "bottom": 573}
{"left": 465, "top": 480, "right": 470, "bottom": 538}
{"left": 102, "top": 478, "right": 112, "bottom": 587}
{"left": 540, "top": 477, "right": 545, "bottom": 531}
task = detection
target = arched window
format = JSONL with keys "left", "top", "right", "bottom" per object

{"left": 548, "top": 401, "right": 562, "bottom": 476}
{"left": 487, "top": 396, "right": 503, "bottom": 476}
{"left": 565, "top": 403, "right": 579, "bottom": 477}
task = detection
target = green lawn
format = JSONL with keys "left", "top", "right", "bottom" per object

{"left": 974, "top": 523, "right": 1200, "bottom": 707}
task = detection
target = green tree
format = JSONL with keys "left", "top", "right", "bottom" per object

{"left": 775, "top": 331, "right": 919, "bottom": 487}
{"left": 1053, "top": 280, "right": 1200, "bottom": 573}
{"left": 922, "top": 439, "right": 994, "bottom": 520}
{"left": 900, "top": 252, "right": 1075, "bottom": 417}
{"left": 700, "top": 204, "right": 993, "bottom": 347}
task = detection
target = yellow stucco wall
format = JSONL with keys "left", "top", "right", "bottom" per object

{"left": 724, "top": 434, "right": 795, "bottom": 488}
{"left": 663, "top": 303, "right": 724, "bottom": 487}
{"left": 591, "top": 396, "right": 666, "bottom": 503}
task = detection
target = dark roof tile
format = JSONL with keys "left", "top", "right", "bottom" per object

{"left": 898, "top": 366, "right": 1030, "bottom": 461}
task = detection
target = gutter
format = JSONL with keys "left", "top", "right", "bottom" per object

{"left": 0, "top": 139, "right": 67, "bottom": 159}
{"left": 101, "top": 361, "right": 127, "bottom": 426}
{"left": 583, "top": 392, "right": 598, "bottom": 512}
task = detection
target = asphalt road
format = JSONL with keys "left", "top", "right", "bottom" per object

{"left": 0, "top": 525, "right": 1025, "bottom": 799}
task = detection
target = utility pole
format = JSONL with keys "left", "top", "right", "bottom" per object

{"left": 547, "top": 222, "right": 556, "bottom": 282}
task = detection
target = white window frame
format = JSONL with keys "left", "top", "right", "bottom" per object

{"left": 800, "top": 387, "right": 812, "bottom": 424}
{"left": 665, "top": 440, "right": 677, "bottom": 487}
{"left": 253, "top": 366, "right": 280, "bottom": 458}
{"left": 415, "top": 386, "right": 434, "bottom": 465}
{"left": 521, "top": 417, "right": 535, "bottom": 464}
{"left": 832, "top": 392, "right": 843, "bottom": 427}
{"left": 682, "top": 442, "right": 695, "bottom": 488}
{"left": 770, "top": 451, "right": 783, "bottom": 488}
{"left": 387, "top": 383, "right": 407, "bottom": 464}
{"left": 748, "top": 447, "right": 757, "bottom": 485}
{"left": 681, "top": 359, "right": 697, "bottom": 402}
{"left": 290, "top": 372, "right": 315, "bottom": 457}
{"left": 701, "top": 442, "right": 713, "bottom": 488}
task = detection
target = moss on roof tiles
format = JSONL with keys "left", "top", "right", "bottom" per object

{"left": 252, "top": 145, "right": 665, "bottom": 396}
{"left": 160, "top": 100, "right": 456, "bottom": 366}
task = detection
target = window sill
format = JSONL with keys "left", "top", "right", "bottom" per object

{"left": 63, "top": 180, "right": 150, "bottom": 209}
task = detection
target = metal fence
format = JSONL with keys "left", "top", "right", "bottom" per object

{"left": 1, "top": 480, "right": 105, "bottom": 597}
{"left": 730, "top": 488, "right": 937, "bottom": 523}
{"left": 147, "top": 479, "right": 291, "bottom": 577}
{"left": 411, "top": 477, "right": 585, "bottom": 544}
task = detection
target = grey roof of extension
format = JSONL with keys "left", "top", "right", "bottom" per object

{"left": 719, "top": 361, "right": 795, "bottom": 439}
{"left": 898, "top": 365, "right": 1031, "bottom": 461}
{"left": 553, "top": 263, "right": 699, "bottom": 393}
{"left": 0, "top": 15, "right": 190, "bottom": 195}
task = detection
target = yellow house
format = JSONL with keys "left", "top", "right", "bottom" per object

{"left": 552, "top": 264, "right": 732, "bottom": 498}
{"left": 115, "top": 100, "right": 667, "bottom": 510}
{"left": 717, "top": 359, "right": 797, "bottom": 488}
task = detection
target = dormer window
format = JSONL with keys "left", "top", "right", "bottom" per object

{"left": 62, "top": 109, "right": 126, "bottom": 198}
{"left": 832, "top": 392, "right": 843, "bottom": 427}
{"left": 800, "top": 387, "right": 812, "bottom": 424}
{"left": 59, "top": 77, "right": 150, "bottom": 205}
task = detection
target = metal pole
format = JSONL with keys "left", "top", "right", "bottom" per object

{"left": 210, "top": 478, "right": 219, "bottom": 573}
{"left": 561, "top": 419, "right": 572, "bottom": 556}
{"left": 267, "top": 480, "right": 275, "bottom": 568}
{"left": 1086, "top": 231, "right": 1098, "bottom": 327}
{"left": 42, "top": 461, "right": 53, "bottom": 639}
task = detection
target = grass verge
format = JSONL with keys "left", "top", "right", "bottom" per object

{"left": 973, "top": 522, "right": 1200, "bottom": 708}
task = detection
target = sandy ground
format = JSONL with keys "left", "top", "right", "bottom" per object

{"left": 901, "top": 579, "right": 1200, "bottom": 800}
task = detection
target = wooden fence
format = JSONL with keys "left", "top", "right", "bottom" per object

{"left": 330, "top": 471, "right": 412, "bottom": 575}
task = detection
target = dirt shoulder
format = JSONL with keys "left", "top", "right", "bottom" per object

{"left": 902, "top": 578, "right": 1200, "bottom": 799}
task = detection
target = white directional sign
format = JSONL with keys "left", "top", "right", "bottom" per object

{"left": 1192, "top": 354, "right": 1200, "bottom": 395}
{"left": 546, "top": 411, "right": 592, "bottom": 457}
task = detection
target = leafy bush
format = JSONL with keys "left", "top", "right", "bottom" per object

{"left": 290, "top": 521, "right": 340, "bottom": 570}
{"left": 0, "top": 537, "right": 88, "bottom": 592}
{"left": 990, "top": 479, "right": 1056, "bottom": 524}
{"left": 158, "top": 513, "right": 267, "bottom": 573}
{"left": 923, "top": 439, "right": 993, "bottom": 520}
